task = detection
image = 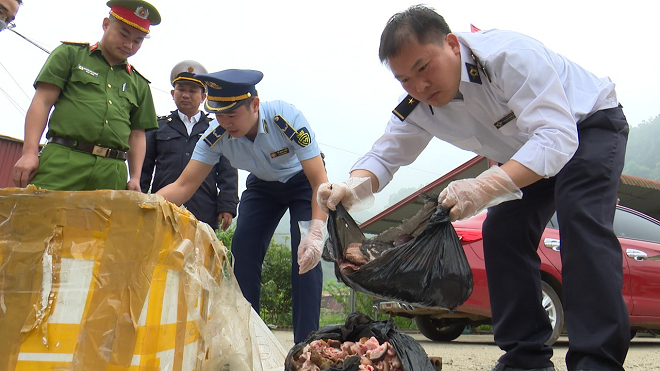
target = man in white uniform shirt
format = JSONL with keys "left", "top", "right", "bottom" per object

{"left": 318, "top": 5, "right": 629, "bottom": 371}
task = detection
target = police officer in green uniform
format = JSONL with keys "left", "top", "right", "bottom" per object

{"left": 13, "top": 0, "right": 160, "bottom": 191}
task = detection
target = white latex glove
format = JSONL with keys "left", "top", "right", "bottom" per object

{"left": 439, "top": 166, "right": 523, "bottom": 222}
{"left": 316, "top": 177, "right": 375, "bottom": 213}
{"left": 297, "top": 219, "right": 328, "bottom": 274}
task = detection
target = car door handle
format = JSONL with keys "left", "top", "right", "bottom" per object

{"left": 626, "top": 249, "right": 649, "bottom": 261}
{"left": 544, "top": 238, "right": 561, "bottom": 252}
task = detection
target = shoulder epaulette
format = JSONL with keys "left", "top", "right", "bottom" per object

{"left": 61, "top": 41, "right": 90, "bottom": 46}
{"left": 157, "top": 114, "right": 172, "bottom": 122}
{"left": 392, "top": 94, "right": 420, "bottom": 121}
{"left": 470, "top": 53, "right": 491, "bottom": 83}
{"left": 273, "top": 115, "right": 311, "bottom": 147}
{"left": 202, "top": 124, "right": 228, "bottom": 147}
{"left": 130, "top": 65, "right": 151, "bottom": 83}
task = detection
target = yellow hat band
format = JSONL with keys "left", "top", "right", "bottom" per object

{"left": 110, "top": 11, "right": 150, "bottom": 34}
{"left": 207, "top": 92, "right": 252, "bottom": 102}
{"left": 205, "top": 100, "right": 237, "bottom": 112}
{"left": 172, "top": 76, "right": 204, "bottom": 87}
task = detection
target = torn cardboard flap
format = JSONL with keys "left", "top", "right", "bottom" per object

{"left": 0, "top": 186, "right": 286, "bottom": 371}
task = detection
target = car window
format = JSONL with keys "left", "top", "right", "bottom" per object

{"left": 547, "top": 208, "right": 660, "bottom": 243}
{"left": 613, "top": 208, "right": 660, "bottom": 243}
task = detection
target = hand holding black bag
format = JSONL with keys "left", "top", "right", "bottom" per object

{"left": 326, "top": 199, "right": 473, "bottom": 310}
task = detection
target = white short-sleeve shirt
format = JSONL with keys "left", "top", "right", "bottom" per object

{"left": 192, "top": 100, "right": 321, "bottom": 183}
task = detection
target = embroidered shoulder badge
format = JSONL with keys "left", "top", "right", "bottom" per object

{"left": 494, "top": 111, "right": 516, "bottom": 129}
{"left": 392, "top": 94, "right": 420, "bottom": 121}
{"left": 295, "top": 127, "right": 311, "bottom": 147}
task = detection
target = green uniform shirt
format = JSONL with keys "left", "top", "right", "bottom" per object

{"left": 35, "top": 41, "right": 158, "bottom": 151}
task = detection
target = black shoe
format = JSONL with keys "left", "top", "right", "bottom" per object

{"left": 489, "top": 362, "right": 555, "bottom": 371}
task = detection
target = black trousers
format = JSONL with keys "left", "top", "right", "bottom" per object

{"left": 231, "top": 171, "right": 323, "bottom": 343}
{"left": 482, "top": 106, "right": 630, "bottom": 371}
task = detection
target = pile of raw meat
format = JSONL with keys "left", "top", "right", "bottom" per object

{"left": 290, "top": 336, "right": 402, "bottom": 371}
{"left": 338, "top": 193, "right": 438, "bottom": 276}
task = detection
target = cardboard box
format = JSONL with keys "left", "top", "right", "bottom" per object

{"left": 0, "top": 187, "right": 286, "bottom": 370}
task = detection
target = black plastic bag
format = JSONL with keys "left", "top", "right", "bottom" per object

{"left": 285, "top": 312, "right": 435, "bottom": 371}
{"left": 325, "top": 200, "right": 473, "bottom": 310}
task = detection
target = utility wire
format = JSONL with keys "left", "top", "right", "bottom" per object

{"left": 7, "top": 23, "right": 51, "bottom": 54}
{"left": 0, "top": 61, "right": 32, "bottom": 101}
{"left": 0, "top": 85, "right": 26, "bottom": 115}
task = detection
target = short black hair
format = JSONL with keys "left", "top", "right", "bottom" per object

{"left": 379, "top": 5, "right": 452, "bottom": 63}
{"left": 239, "top": 94, "right": 258, "bottom": 110}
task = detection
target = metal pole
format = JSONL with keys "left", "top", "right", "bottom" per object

{"left": 349, "top": 288, "right": 355, "bottom": 313}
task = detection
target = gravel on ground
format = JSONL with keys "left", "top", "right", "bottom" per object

{"left": 273, "top": 330, "right": 660, "bottom": 370}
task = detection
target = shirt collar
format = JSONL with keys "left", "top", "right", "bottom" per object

{"left": 459, "top": 42, "right": 475, "bottom": 84}
{"left": 92, "top": 41, "right": 131, "bottom": 72}
{"left": 257, "top": 106, "right": 267, "bottom": 134}
{"left": 177, "top": 110, "right": 202, "bottom": 124}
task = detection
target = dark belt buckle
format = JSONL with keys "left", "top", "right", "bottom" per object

{"left": 92, "top": 145, "right": 110, "bottom": 157}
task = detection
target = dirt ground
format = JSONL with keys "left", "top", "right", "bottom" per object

{"left": 273, "top": 330, "right": 660, "bottom": 370}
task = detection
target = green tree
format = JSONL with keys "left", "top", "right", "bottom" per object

{"left": 216, "top": 225, "right": 293, "bottom": 326}
{"left": 215, "top": 225, "right": 235, "bottom": 249}
{"left": 324, "top": 281, "right": 375, "bottom": 316}
{"left": 323, "top": 280, "right": 415, "bottom": 329}
{"left": 623, "top": 115, "right": 660, "bottom": 181}
{"left": 260, "top": 242, "right": 293, "bottom": 326}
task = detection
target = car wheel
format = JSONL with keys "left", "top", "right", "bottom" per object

{"left": 414, "top": 316, "right": 466, "bottom": 342}
{"left": 542, "top": 281, "right": 564, "bottom": 346}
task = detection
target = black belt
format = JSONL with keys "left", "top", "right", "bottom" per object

{"left": 48, "top": 136, "right": 127, "bottom": 160}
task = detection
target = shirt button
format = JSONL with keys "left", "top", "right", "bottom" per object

{"left": 105, "top": 120, "right": 109, "bottom": 125}
{"left": 110, "top": 67, "right": 114, "bottom": 71}
{"left": 185, "top": 152, "right": 190, "bottom": 156}
{"left": 109, "top": 100, "right": 113, "bottom": 105}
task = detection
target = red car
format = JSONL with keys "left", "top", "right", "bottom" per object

{"left": 375, "top": 204, "right": 660, "bottom": 345}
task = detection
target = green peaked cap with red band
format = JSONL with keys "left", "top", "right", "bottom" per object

{"left": 107, "top": 0, "right": 161, "bottom": 34}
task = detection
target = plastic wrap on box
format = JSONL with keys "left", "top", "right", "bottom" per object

{"left": 0, "top": 186, "right": 286, "bottom": 371}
